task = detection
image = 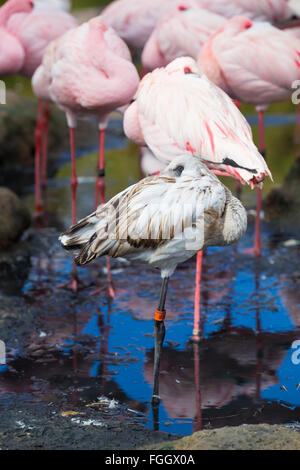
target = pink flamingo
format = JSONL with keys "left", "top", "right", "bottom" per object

{"left": 0, "top": 0, "right": 77, "bottom": 216}
{"left": 194, "top": 0, "right": 294, "bottom": 23}
{"left": 123, "top": 57, "right": 271, "bottom": 339}
{"left": 140, "top": 147, "right": 165, "bottom": 177}
{"left": 33, "top": 17, "right": 140, "bottom": 293}
{"left": 142, "top": 5, "right": 226, "bottom": 72}
{"left": 198, "top": 16, "right": 300, "bottom": 256}
{"left": 100, "top": 0, "right": 204, "bottom": 53}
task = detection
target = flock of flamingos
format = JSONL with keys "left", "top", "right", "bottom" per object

{"left": 1, "top": 0, "right": 300, "bottom": 408}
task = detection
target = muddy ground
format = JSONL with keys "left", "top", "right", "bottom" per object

{"left": 0, "top": 228, "right": 300, "bottom": 450}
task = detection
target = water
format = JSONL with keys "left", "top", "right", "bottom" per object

{"left": 0, "top": 108, "right": 300, "bottom": 436}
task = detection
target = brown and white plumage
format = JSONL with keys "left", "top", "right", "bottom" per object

{"left": 60, "top": 156, "right": 247, "bottom": 278}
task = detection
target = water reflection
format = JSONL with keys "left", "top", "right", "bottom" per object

{"left": 0, "top": 107, "right": 300, "bottom": 435}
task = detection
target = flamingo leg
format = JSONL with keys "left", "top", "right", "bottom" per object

{"left": 244, "top": 109, "right": 266, "bottom": 257}
{"left": 233, "top": 100, "right": 243, "bottom": 198}
{"left": 41, "top": 103, "right": 51, "bottom": 188}
{"left": 152, "top": 276, "right": 168, "bottom": 431}
{"left": 69, "top": 126, "right": 78, "bottom": 226}
{"left": 34, "top": 99, "right": 44, "bottom": 218}
{"left": 95, "top": 129, "right": 106, "bottom": 208}
{"left": 152, "top": 277, "right": 168, "bottom": 403}
{"left": 253, "top": 110, "right": 266, "bottom": 257}
{"left": 93, "top": 128, "right": 115, "bottom": 299}
{"left": 193, "top": 251, "right": 203, "bottom": 341}
{"left": 57, "top": 127, "right": 81, "bottom": 292}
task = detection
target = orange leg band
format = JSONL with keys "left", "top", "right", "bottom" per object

{"left": 154, "top": 310, "right": 166, "bottom": 322}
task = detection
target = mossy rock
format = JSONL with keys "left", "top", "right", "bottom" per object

{"left": 0, "top": 187, "right": 31, "bottom": 248}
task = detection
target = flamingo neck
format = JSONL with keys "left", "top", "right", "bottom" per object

{"left": 0, "top": 0, "right": 32, "bottom": 26}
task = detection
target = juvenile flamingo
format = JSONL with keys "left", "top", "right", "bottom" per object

{"left": 33, "top": 18, "right": 139, "bottom": 292}
{"left": 198, "top": 16, "right": 300, "bottom": 256}
{"left": 60, "top": 155, "right": 247, "bottom": 411}
{"left": 123, "top": 57, "right": 271, "bottom": 339}
{"left": 0, "top": 0, "right": 77, "bottom": 216}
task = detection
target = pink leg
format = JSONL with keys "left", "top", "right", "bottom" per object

{"left": 57, "top": 126, "right": 87, "bottom": 293}
{"left": 34, "top": 100, "right": 44, "bottom": 217}
{"left": 193, "top": 251, "right": 203, "bottom": 341}
{"left": 106, "top": 256, "right": 115, "bottom": 299}
{"left": 233, "top": 100, "right": 243, "bottom": 198}
{"left": 245, "top": 110, "right": 265, "bottom": 257}
{"left": 70, "top": 127, "right": 78, "bottom": 226}
{"left": 95, "top": 129, "right": 106, "bottom": 209}
{"left": 254, "top": 110, "right": 265, "bottom": 257}
{"left": 41, "top": 103, "right": 51, "bottom": 188}
{"left": 93, "top": 129, "right": 115, "bottom": 299}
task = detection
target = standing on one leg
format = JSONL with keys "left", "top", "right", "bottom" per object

{"left": 124, "top": 57, "right": 271, "bottom": 336}
{"left": 59, "top": 155, "right": 248, "bottom": 416}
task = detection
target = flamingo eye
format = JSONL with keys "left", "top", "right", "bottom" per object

{"left": 244, "top": 20, "right": 252, "bottom": 29}
{"left": 29, "top": 1, "right": 34, "bottom": 7}
{"left": 184, "top": 67, "right": 192, "bottom": 74}
{"left": 174, "top": 165, "right": 184, "bottom": 177}
{"left": 178, "top": 5, "right": 188, "bottom": 11}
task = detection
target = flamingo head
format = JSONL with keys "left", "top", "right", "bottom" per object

{"left": 0, "top": 0, "right": 33, "bottom": 26}
{"left": 222, "top": 16, "right": 253, "bottom": 35}
{"left": 165, "top": 57, "right": 202, "bottom": 77}
{"left": 178, "top": 5, "right": 189, "bottom": 11}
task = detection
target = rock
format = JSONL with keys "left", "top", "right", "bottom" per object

{"left": 0, "top": 90, "right": 101, "bottom": 195}
{"left": 145, "top": 424, "right": 300, "bottom": 450}
{"left": 0, "top": 90, "right": 67, "bottom": 194}
{"left": 0, "top": 187, "right": 31, "bottom": 248}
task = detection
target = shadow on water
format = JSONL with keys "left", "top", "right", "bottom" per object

{"left": 1, "top": 102, "right": 300, "bottom": 435}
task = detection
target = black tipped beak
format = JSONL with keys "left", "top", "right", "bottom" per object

{"left": 276, "top": 17, "right": 300, "bottom": 29}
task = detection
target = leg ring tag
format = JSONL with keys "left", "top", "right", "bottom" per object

{"left": 154, "top": 310, "right": 166, "bottom": 322}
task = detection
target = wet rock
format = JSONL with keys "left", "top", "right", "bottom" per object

{"left": 0, "top": 187, "right": 31, "bottom": 248}
{"left": 145, "top": 424, "right": 300, "bottom": 450}
{"left": 0, "top": 396, "right": 178, "bottom": 450}
{"left": 0, "top": 90, "right": 102, "bottom": 195}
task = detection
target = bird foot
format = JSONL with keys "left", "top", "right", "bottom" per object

{"left": 56, "top": 275, "right": 88, "bottom": 293}
{"left": 91, "top": 282, "right": 115, "bottom": 299}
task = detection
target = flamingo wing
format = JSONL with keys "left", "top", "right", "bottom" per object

{"left": 60, "top": 168, "right": 227, "bottom": 266}
{"left": 131, "top": 61, "right": 269, "bottom": 184}
{"left": 211, "top": 22, "right": 300, "bottom": 104}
